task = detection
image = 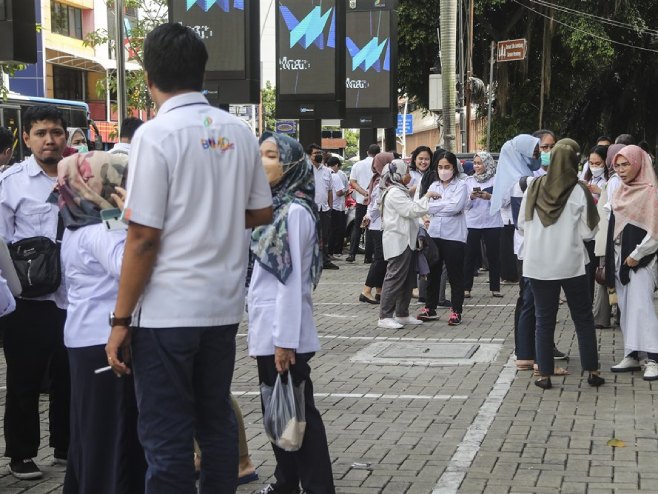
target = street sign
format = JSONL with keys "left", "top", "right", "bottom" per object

{"left": 496, "top": 38, "right": 527, "bottom": 62}
{"left": 275, "top": 120, "right": 297, "bottom": 134}
{"left": 396, "top": 113, "right": 412, "bottom": 136}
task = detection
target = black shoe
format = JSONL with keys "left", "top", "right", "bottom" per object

{"left": 258, "top": 484, "right": 301, "bottom": 494}
{"left": 553, "top": 345, "right": 568, "bottom": 360}
{"left": 534, "top": 377, "right": 552, "bottom": 390}
{"left": 359, "top": 293, "right": 379, "bottom": 305}
{"left": 323, "top": 262, "right": 339, "bottom": 270}
{"left": 587, "top": 373, "right": 605, "bottom": 387}
{"left": 8, "top": 459, "right": 43, "bottom": 480}
{"left": 346, "top": 256, "right": 355, "bottom": 263}
{"left": 364, "top": 258, "right": 373, "bottom": 264}
{"left": 375, "top": 294, "right": 381, "bottom": 302}
{"left": 438, "top": 299, "right": 452, "bottom": 308}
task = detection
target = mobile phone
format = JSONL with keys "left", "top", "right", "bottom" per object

{"left": 473, "top": 187, "right": 481, "bottom": 193}
{"left": 100, "top": 208, "right": 127, "bottom": 231}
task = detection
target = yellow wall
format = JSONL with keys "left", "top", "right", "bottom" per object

{"left": 42, "top": 0, "right": 95, "bottom": 57}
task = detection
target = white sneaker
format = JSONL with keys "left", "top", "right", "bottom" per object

{"left": 610, "top": 356, "right": 642, "bottom": 373}
{"left": 395, "top": 316, "right": 423, "bottom": 325}
{"left": 644, "top": 360, "right": 658, "bottom": 381}
{"left": 378, "top": 318, "right": 403, "bottom": 329}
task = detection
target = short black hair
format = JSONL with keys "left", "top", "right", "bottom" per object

{"left": 367, "top": 144, "right": 380, "bottom": 156}
{"left": 306, "top": 143, "right": 322, "bottom": 155}
{"left": 533, "top": 129, "right": 557, "bottom": 141}
{"left": 326, "top": 156, "right": 341, "bottom": 167}
{"left": 639, "top": 140, "right": 651, "bottom": 154}
{"left": 615, "top": 134, "right": 635, "bottom": 145}
{"left": 0, "top": 126, "right": 12, "bottom": 152}
{"left": 409, "top": 145, "right": 433, "bottom": 172}
{"left": 22, "top": 105, "right": 66, "bottom": 134}
{"left": 143, "top": 23, "right": 208, "bottom": 93}
{"left": 596, "top": 135, "right": 612, "bottom": 144}
{"left": 119, "top": 117, "right": 144, "bottom": 140}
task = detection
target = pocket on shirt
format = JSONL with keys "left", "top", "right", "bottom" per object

{"left": 23, "top": 203, "right": 55, "bottom": 234}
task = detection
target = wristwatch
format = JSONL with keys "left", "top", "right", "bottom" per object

{"left": 109, "top": 312, "right": 132, "bottom": 327}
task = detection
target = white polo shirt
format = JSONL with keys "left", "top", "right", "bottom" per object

{"left": 349, "top": 157, "right": 374, "bottom": 204}
{"left": 331, "top": 172, "right": 347, "bottom": 211}
{"left": 124, "top": 92, "right": 272, "bottom": 328}
{"left": 313, "top": 164, "right": 332, "bottom": 212}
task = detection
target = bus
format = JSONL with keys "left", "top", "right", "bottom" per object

{"left": 0, "top": 93, "right": 101, "bottom": 164}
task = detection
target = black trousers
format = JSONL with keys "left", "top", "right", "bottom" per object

{"left": 584, "top": 240, "right": 596, "bottom": 302}
{"left": 3, "top": 299, "right": 69, "bottom": 460}
{"left": 425, "top": 238, "right": 466, "bottom": 314}
{"left": 348, "top": 204, "right": 374, "bottom": 259}
{"left": 319, "top": 210, "right": 331, "bottom": 262}
{"left": 365, "top": 230, "right": 387, "bottom": 288}
{"left": 499, "top": 224, "right": 518, "bottom": 282}
{"left": 257, "top": 354, "right": 335, "bottom": 494}
{"left": 464, "top": 227, "right": 501, "bottom": 291}
{"left": 63, "top": 345, "right": 146, "bottom": 494}
{"left": 329, "top": 209, "right": 347, "bottom": 255}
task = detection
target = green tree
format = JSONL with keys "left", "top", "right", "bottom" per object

{"left": 261, "top": 81, "right": 277, "bottom": 132}
{"left": 0, "top": 64, "right": 26, "bottom": 101}
{"left": 84, "top": 0, "right": 167, "bottom": 113}
{"left": 343, "top": 129, "right": 359, "bottom": 159}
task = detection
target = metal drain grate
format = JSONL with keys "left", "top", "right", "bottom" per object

{"left": 351, "top": 342, "right": 502, "bottom": 366}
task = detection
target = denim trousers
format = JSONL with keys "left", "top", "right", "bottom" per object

{"left": 131, "top": 324, "right": 239, "bottom": 494}
{"left": 530, "top": 275, "right": 599, "bottom": 376}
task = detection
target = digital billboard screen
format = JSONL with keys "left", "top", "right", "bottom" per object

{"left": 169, "top": 0, "right": 246, "bottom": 76}
{"left": 345, "top": 9, "right": 391, "bottom": 109}
{"left": 277, "top": 0, "right": 337, "bottom": 96}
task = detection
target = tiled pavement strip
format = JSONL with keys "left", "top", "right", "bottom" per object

{"left": 1, "top": 259, "right": 657, "bottom": 493}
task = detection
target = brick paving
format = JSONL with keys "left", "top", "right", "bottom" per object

{"left": 1, "top": 258, "right": 656, "bottom": 493}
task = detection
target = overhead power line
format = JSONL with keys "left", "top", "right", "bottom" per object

{"left": 511, "top": 0, "right": 658, "bottom": 54}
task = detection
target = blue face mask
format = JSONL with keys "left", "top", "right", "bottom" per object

{"left": 540, "top": 151, "right": 551, "bottom": 167}
{"left": 527, "top": 157, "right": 542, "bottom": 171}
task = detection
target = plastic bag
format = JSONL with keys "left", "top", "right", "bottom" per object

{"left": 260, "top": 373, "right": 306, "bottom": 451}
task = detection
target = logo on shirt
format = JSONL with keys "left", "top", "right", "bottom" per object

{"left": 203, "top": 116, "right": 213, "bottom": 127}
{"left": 201, "top": 136, "right": 234, "bottom": 152}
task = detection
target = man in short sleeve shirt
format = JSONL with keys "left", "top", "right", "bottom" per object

{"left": 105, "top": 24, "right": 273, "bottom": 494}
{"left": 347, "top": 143, "right": 379, "bottom": 262}
{"left": 0, "top": 106, "right": 70, "bottom": 479}
{"left": 308, "top": 144, "right": 338, "bottom": 270}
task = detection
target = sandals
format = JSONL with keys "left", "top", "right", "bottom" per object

{"left": 533, "top": 364, "right": 569, "bottom": 376}
{"left": 515, "top": 359, "right": 535, "bottom": 371}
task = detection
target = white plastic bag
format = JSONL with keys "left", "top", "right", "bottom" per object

{"left": 261, "top": 373, "right": 306, "bottom": 451}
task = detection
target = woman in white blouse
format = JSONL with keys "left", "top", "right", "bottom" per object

{"left": 377, "top": 160, "right": 438, "bottom": 329}
{"left": 463, "top": 151, "right": 504, "bottom": 298}
{"left": 519, "top": 139, "right": 603, "bottom": 390}
{"left": 417, "top": 152, "right": 469, "bottom": 326}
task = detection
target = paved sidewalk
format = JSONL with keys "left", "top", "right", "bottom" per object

{"left": 1, "top": 259, "right": 655, "bottom": 493}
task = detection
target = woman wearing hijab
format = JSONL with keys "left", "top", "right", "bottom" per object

{"left": 518, "top": 139, "right": 604, "bottom": 390}
{"left": 378, "top": 159, "right": 439, "bottom": 329}
{"left": 248, "top": 132, "right": 335, "bottom": 494}
{"left": 491, "top": 134, "right": 542, "bottom": 283}
{"left": 67, "top": 128, "right": 88, "bottom": 153}
{"left": 359, "top": 152, "right": 395, "bottom": 304}
{"left": 606, "top": 145, "right": 658, "bottom": 381}
{"left": 463, "top": 151, "right": 504, "bottom": 298}
{"left": 50, "top": 151, "right": 146, "bottom": 493}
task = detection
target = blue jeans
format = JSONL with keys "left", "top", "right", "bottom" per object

{"left": 530, "top": 276, "right": 599, "bottom": 376}
{"left": 131, "top": 325, "right": 239, "bottom": 494}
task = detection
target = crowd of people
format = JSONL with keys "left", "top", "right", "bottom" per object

{"left": 0, "top": 21, "right": 657, "bottom": 494}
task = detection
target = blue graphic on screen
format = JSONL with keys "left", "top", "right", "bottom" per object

{"left": 279, "top": 6, "right": 335, "bottom": 50}
{"left": 346, "top": 37, "right": 390, "bottom": 72}
{"left": 186, "top": 0, "right": 244, "bottom": 12}
{"left": 345, "top": 9, "right": 392, "bottom": 109}
{"left": 277, "top": 1, "right": 337, "bottom": 96}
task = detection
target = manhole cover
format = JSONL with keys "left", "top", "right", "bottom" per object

{"left": 379, "top": 343, "right": 479, "bottom": 359}
{"left": 351, "top": 341, "right": 502, "bottom": 366}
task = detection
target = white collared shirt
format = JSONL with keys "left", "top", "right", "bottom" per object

{"left": 349, "top": 157, "right": 374, "bottom": 204}
{"left": 0, "top": 156, "right": 67, "bottom": 308}
{"left": 331, "top": 171, "right": 347, "bottom": 211}
{"left": 427, "top": 179, "right": 469, "bottom": 243}
{"left": 108, "top": 142, "right": 131, "bottom": 155}
{"left": 313, "top": 164, "right": 332, "bottom": 212}
{"left": 247, "top": 203, "right": 321, "bottom": 355}
{"left": 61, "top": 224, "right": 125, "bottom": 348}
{"left": 381, "top": 187, "right": 430, "bottom": 260}
{"left": 124, "top": 92, "right": 272, "bottom": 328}
{"left": 365, "top": 186, "right": 382, "bottom": 231}
{"left": 518, "top": 185, "right": 597, "bottom": 280}
{"left": 464, "top": 176, "right": 504, "bottom": 230}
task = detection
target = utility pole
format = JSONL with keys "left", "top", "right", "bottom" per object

{"left": 486, "top": 41, "right": 494, "bottom": 151}
{"left": 115, "top": 0, "right": 127, "bottom": 134}
{"left": 440, "top": 0, "right": 457, "bottom": 152}
{"left": 465, "top": 0, "right": 474, "bottom": 151}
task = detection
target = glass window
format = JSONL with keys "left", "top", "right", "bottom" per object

{"left": 51, "top": 1, "right": 83, "bottom": 40}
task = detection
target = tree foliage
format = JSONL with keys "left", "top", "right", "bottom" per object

{"left": 397, "top": 0, "right": 658, "bottom": 152}
{"left": 261, "top": 80, "right": 277, "bottom": 132}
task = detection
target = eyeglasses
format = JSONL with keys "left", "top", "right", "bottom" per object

{"left": 539, "top": 144, "right": 555, "bottom": 151}
{"left": 614, "top": 161, "right": 631, "bottom": 169}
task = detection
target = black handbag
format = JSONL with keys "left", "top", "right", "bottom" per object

{"left": 8, "top": 215, "right": 63, "bottom": 298}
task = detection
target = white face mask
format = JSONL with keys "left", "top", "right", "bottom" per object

{"left": 438, "top": 169, "right": 453, "bottom": 182}
{"left": 591, "top": 167, "right": 605, "bottom": 178}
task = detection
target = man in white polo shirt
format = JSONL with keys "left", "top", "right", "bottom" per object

{"left": 307, "top": 143, "right": 338, "bottom": 270}
{"left": 105, "top": 23, "right": 273, "bottom": 494}
{"left": 347, "top": 143, "right": 379, "bottom": 262}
